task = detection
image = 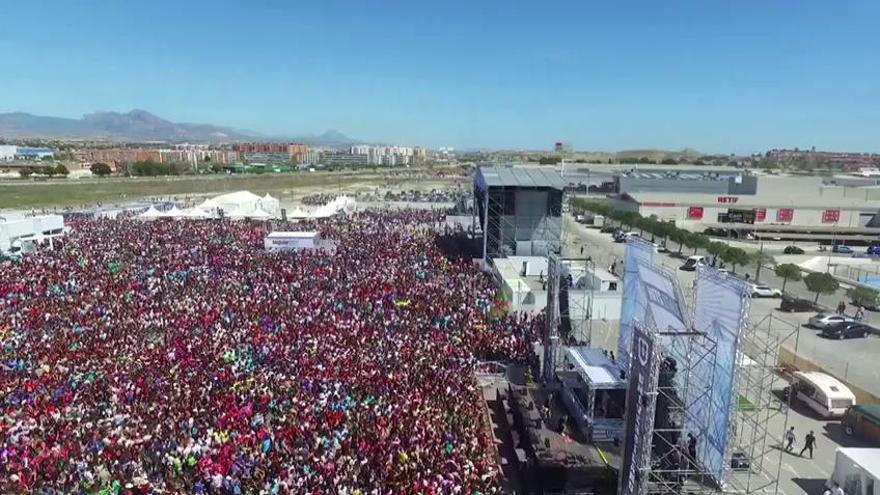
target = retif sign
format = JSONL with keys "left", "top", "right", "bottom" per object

{"left": 619, "top": 324, "right": 661, "bottom": 495}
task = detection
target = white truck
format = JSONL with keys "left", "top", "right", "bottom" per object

{"left": 829, "top": 448, "right": 880, "bottom": 495}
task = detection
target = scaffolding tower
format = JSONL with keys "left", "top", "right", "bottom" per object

{"left": 637, "top": 305, "right": 799, "bottom": 495}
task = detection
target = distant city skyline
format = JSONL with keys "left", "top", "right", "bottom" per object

{"left": 1, "top": 0, "right": 878, "bottom": 153}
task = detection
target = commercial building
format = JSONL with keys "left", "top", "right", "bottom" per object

{"left": 14, "top": 147, "right": 54, "bottom": 160}
{"left": 608, "top": 176, "right": 880, "bottom": 241}
{"left": 616, "top": 169, "right": 757, "bottom": 195}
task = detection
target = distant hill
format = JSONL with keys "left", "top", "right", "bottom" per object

{"left": 0, "top": 109, "right": 358, "bottom": 146}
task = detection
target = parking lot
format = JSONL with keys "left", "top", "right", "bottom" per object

{"left": 562, "top": 216, "right": 880, "bottom": 495}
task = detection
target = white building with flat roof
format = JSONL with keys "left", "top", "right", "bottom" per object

{"left": 0, "top": 214, "right": 65, "bottom": 254}
{"left": 0, "top": 145, "right": 16, "bottom": 162}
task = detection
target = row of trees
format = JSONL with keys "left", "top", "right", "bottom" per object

{"left": 575, "top": 199, "right": 879, "bottom": 305}
{"left": 17, "top": 164, "right": 69, "bottom": 178}
{"left": 576, "top": 199, "right": 754, "bottom": 274}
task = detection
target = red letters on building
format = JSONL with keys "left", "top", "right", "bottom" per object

{"left": 717, "top": 196, "right": 739, "bottom": 204}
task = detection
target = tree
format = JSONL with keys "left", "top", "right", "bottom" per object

{"left": 41, "top": 165, "right": 56, "bottom": 177}
{"left": 18, "top": 167, "right": 34, "bottom": 178}
{"left": 847, "top": 286, "right": 879, "bottom": 308}
{"left": 803, "top": 272, "right": 840, "bottom": 304}
{"left": 707, "top": 241, "right": 729, "bottom": 266}
{"left": 687, "top": 233, "right": 710, "bottom": 255}
{"left": 721, "top": 247, "right": 750, "bottom": 274}
{"left": 750, "top": 251, "right": 775, "bottom": 282}
{"left": 90, "top": 162, "right": 112, "bottom": 177}
{"left": 669, "top": 228, "right": 689, "bottom": 254}
{"left": 54, "top": 164, "right": 69, "bottom": 176}
{"left": 774, "top": 264, "right": 802, "bottom": 293}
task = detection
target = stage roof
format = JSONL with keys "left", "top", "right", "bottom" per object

{"left": 475, "top": 166, "right": 566, "bottom": 191}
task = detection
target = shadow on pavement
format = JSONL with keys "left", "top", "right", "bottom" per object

{"left": 792, "top": 477, "right": 828, "bottom": 495}
{"left": 822, "top": 423, "right": 871, "bottom": 449}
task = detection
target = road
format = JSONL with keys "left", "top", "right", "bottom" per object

{"left": 562, "top": 217, "right": 880, "bottom": 495}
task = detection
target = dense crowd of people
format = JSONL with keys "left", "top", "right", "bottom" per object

{"left": 0, "top": 210, "right": 538, "bottom": 494}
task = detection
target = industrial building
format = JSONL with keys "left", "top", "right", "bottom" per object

{"left": 616, "top": 169, "right": 757, "bottom": 195}
{"left": 474, "top": 166, "right": 565, "bottom": 261}
{"left": 607, "top": 175, "right": 880, "bottom": 241}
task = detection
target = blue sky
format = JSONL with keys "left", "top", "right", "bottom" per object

{"left": 1, "top": 1, "right": 878, "bottom": 153}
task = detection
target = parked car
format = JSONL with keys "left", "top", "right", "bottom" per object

{"left": 783, "top": 245, "right": 805, "bottom": 255}
{"left": 749, "top": 283, "right": 782, "bottom": 298}
{"left": 613, "top": 231, "right": 640, "bottom": 243}
{"left": 808, "top": 313, "right": 855, "bottom": 329}
{"left": 867, "top": 246, "right": 880, "bottom": 256}
{"left": 820, "top": 322, "right": 872, "bottom": 339}
{"left": 842, "top": 405, "right": 880, "bottom": 441}
{"left": 780, "top": 296, "right": 814, "bottom": 313}
{"left": 680, "top": 255, "right": 706, "bottom": 271}
{"left": 832, "top": 244, "right": 854, "bottom": 254}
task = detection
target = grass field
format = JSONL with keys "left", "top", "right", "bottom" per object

{"left": 0, "top": 169, "right": 461, "bottom": 210}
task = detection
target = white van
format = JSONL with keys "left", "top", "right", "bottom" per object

{"left": 788, "top": 371, "right": 856, "bottom": 418}
{"left": 680, "top": 255, "right": 706, "bottom": 272}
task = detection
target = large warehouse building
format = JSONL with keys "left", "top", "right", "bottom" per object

{"left": 608, "top": 176, "right": 880, "bottom": 241}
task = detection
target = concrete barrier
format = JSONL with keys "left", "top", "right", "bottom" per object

{"left": 778, "top": 346, "right": 880, "bottom": 405}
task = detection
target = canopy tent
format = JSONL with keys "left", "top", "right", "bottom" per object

{"left": 182, "top": 207, "right": 211, "bottom": 219}
{"left": 138, "top": 206, "right": 165, "bottom": 220}
{"left": 198, "top": 198, "right": 220, "bottom": 210}
{"left": 227, "top": 206, "right": 273, "bottom": 221}
{"left": 249, "top": 208, "right": 273, "bottom": 220}
{"left": 166, "top": 206, "right": 186, "bottom": 218}
{"left": 311, "top": 195, "right": 357, "bottom": 218}
{"left": 262, "top": 193, "right": 281, "bottom": 217}
{"left": 288, "top": 207, "right": 311, "bottom": 219}
{"left": 206, "top": 191, "right": 278, "bottom": 219}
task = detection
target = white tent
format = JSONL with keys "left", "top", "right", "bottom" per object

{"left": 249, "top": 208, "right": 273, "bottom": 220}
{"left": 289, "top": 207, "right": 311, "bottom": 219}
{"left": 262, "top": 193, "right": 281, "bottom": 217}
{"left": 182, "top": 207, "right": 210, "bottom": 219}
{"left": 198, "top": 198, "right": 220, "bottom": 209}
{"left": 138, "top": 206, "right": 164, "bottom": 220}
{"left": 166, "top": 206, "right": 186, "bottom": 218}
{"left": 227, "top": 206, "right": 271, "bottom": 220}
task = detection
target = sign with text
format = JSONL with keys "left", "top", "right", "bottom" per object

{"left": 717, "top": 196, "right": 739, "bottom": 204}
{"left": 688, "top": 206, "right": 704, "bottom": 220}
{"left": 619, "top": 324, "right": 660, "bottom": 495}
{"left": 754, "top": 208, "right": 767, "bottom": 222}
{"left": 776, "top": 208, "right": 794, "bottom": 222}
{"left": 823, "top": 209, "right": 841, "bottom": 223}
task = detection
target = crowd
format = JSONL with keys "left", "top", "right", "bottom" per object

{"left": 0, "top": 210, "right": 538, "bottom": 494}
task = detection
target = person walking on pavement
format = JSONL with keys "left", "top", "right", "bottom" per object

{"left": 799, "top": 430, "right": 816, "bottom": 458}
{"left": 838, "top": 301, "right": 847, "bottom": 315}
{"left": 784, "top": 426, "right": 796, "bottom": 452}
{"left": 855, "top": 306, "right": 865, "bottom": 322}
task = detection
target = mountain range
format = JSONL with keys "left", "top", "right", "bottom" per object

{"left": 0, "top": 109, "right": 358, "bottom": 146}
